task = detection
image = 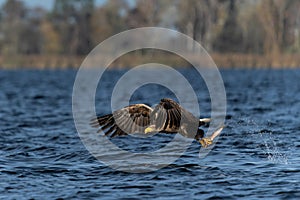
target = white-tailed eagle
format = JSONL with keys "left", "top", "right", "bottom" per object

{"left": 90, "top": 98, "right": 223, "bottom": 147}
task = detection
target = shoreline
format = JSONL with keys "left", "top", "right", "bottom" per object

{"left": 0, "top": 53, "right": 299, "bottom": 69}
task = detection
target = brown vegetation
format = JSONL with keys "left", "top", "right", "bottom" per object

{"left": 0, "top": 0, "right": 300, "bottom": 69}
{"left": 1, "top": 53, "right": 299, "bottom": 69}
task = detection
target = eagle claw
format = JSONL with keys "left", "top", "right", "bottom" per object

{"left": 199, "top": 137, "right": 213, "bottom": 148}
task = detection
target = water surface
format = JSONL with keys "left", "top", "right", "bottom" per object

{"left": 0, "top": 69, "right": 299, "bottom": 199}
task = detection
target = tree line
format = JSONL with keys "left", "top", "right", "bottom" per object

{"left": 0, "top": 0, "right": 299, "bottom": 58}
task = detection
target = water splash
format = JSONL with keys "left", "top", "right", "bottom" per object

{"left": 259, "top": 131, "right": 289, "bottom": 164}
{"left": 235, "top": 117, "right": 290, "bottom": 165}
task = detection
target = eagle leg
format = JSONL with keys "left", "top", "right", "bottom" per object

{"left": 199, "top": 137, "right": 213, "bottom": 148}
{"left": 199, "top": 126, "right": 224, "bottom": 148}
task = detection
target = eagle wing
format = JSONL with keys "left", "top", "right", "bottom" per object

{"left": 151, "top": 98, "right": 183, "bottom": 132}
{"left": 90, "top": 104, "right": 152, "bottom": 137}
{"left": 151, "top": 98, "right": 199, "bottom": 136}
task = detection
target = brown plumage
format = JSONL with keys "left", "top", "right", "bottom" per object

{"left": 90, "top": 98, "right": 221, "bottom": 147}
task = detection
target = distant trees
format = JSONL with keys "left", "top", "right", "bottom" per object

{"left": 213, "top": 0, "right": 243, "bottom": 53}
{"left": 176, "top": 0, "right": 220, "bottom": 51}
{"left": 0, "top": 0, "right": 27, "bottom": 55}
{"left": 51, "top": 0, "right": 94, "bottom": 55}
{"left": 40, "top": 17, "right": 61, "bottom": 55}
{"left": 91, "top": 0, "right": 128, "bottom": 44}
{"left": 257, "top": 0, "right": 299, "bottom": 55}
{"left": 0, "top": 0, "right": 300, "bottom": 57}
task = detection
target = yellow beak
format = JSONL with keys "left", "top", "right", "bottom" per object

{"left": 144, "top": 127, "right": 155, "bottom": 134}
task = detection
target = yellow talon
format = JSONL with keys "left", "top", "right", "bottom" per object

{"left": 199, "top": 137, "right": 213, "bottom": 148}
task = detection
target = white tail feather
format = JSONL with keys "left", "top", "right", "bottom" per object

{"left": 199, "top": 118, "right": 211, "bottom": 123}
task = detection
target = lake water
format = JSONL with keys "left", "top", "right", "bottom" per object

{"left": 0, "top": 69, "right": 299, "bottom": 199}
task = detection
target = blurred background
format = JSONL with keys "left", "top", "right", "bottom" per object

{"left": 1, "top": 1, "right": 300, "bottom": 198}
{"left": 0, "top": 0, "right": 300, "bottom": 68}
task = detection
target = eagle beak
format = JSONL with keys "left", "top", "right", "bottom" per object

{"left": 144, "top": 127, "right": 154, "bottom": 134}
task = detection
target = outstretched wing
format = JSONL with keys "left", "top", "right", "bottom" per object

{"left": 151, "top": 98, "right": 182, "bottom": 132}
{"left": 90, "top": 104, "right": 152, "bottom": 137}
{"left": 151, "top": 98, "right": 199, "bottom": 135}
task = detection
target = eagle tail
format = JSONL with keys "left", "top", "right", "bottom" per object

{"left": 199, "top": 118, "right": 211, "bottom": 126}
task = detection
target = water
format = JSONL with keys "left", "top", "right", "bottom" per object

{"left": 0, "top": 69, "right": 300, "bottom": 199}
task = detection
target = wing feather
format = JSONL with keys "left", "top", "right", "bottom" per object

{"left": 150, "top": 98, "right": 182, "bottom": 132}
{"left": 101, "top": 117, "right": 115, "bottom": 131}
{"left": 91, "top": 104, "right": 152, "bottom": 137}
{"left": 92, "top": 98, "right": 204, "bottom": 140}
{"left": 151, "top": 98, "right": 198, "bottom": 133}
{"left": 104, "top": 125, "right": 116, "bottom": 136}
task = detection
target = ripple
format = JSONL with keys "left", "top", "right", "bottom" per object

{"left": 1, "top": 69, "right": 300, "bottom": 199}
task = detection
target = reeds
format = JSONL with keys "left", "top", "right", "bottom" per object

{"left": 0, "top": 53, "right": 299, "bottom": 69}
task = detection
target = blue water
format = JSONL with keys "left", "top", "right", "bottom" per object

{"left": 0, "top": 69, "right": 300, "bottom": 199}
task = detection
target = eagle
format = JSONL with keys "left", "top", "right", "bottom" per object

{"left": 90, "top": 98, "right": 223, "bottom": 147}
